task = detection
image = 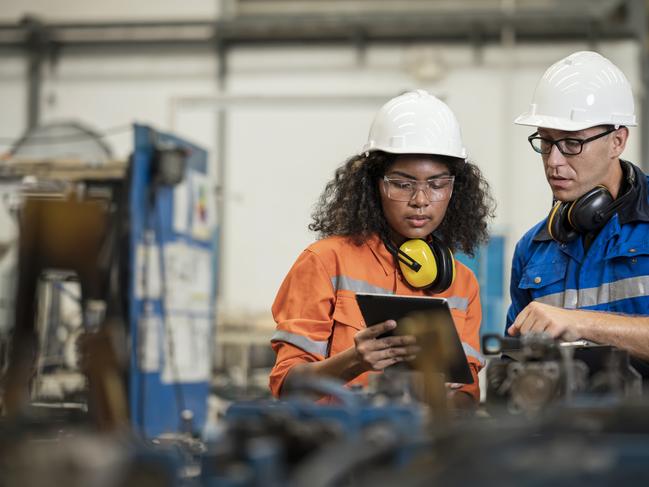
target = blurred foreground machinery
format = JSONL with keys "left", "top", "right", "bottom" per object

{"left": 198, "top": 332, "right": 649, "bottom": 487}
{"left": 199, "top": 367, "right": 649, "bottom": 487}
{"left": 483, "top": 333, "right": 642, "bottom": 415}
{"left": 201, "top": 375, "right": 427, "bottom": 487}
{"left": 197, "top": 332, "right": 649, "bottom": 487}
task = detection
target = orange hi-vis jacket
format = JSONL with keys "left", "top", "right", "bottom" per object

{"left": 269, "top": 234, "right": 485, "bottom": 401}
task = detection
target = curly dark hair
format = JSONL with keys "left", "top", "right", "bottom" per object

{"left": 309, "top": 151, "right": 496, "bottom": 257}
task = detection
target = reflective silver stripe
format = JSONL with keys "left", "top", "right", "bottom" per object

{"left": 536, "top": 290, "right": 578, "bottom": 308}
{"left": 447, "top": 296, "right": 468, "bottom": 311}
{"left": 331, "top": 275, "right": 392, "bottom": 295}
{"left": 535, "top": 275, "right": 649, "bottom": 309}
{"left": 271, "top": 330, "right": 329, "bottom": 357}
{"left": 462, "top": 342, "right": 485, "bottom": 367}
{"left": 331, "top": 275, "right": 469, "bottom": 311}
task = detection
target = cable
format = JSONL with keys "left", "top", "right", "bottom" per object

{"left": 0, "top": 124, "right": 133, "bottom": 146}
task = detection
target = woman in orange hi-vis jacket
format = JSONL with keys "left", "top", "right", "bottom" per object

{"left": 270, "top": 90, "right": 495, "bottom": 408}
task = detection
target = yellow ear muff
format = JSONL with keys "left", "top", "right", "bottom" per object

{"left": 398, "top": 239, "right": 438, "bottom": 289}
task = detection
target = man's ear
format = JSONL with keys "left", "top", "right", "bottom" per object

{"left": 610, "top": 126, "right": 629, "bottom": 159}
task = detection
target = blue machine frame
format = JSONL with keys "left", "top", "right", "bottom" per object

{"left": 128, "top": 124, "right": 217, "bottom": 438}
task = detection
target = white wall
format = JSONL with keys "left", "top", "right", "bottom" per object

{"left": 0, "top": 7, "right": 642, "bottom": 326}
{"left": 206, "top": 41, "right": 641, "bottom": 320}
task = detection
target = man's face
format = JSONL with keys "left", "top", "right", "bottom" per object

{"left": 537, "top": 125, "right": 627, "bottom": 202}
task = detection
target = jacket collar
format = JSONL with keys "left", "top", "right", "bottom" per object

{"left": 365, "top": 234, "right": 394, "bottom": 276}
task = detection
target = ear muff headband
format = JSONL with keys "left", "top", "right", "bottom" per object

{"left": 427, "top": 237, "right": 455, "bottom": 293}
{"left": 546, "top": 201, "right": 564, "bottom": 242}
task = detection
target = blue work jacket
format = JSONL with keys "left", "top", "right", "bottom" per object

{"left": 506, "top": 161, "right": 649, "bottom": 332}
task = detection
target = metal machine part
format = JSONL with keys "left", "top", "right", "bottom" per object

{"left": 483, "top": 333, "right": 641, "bottom": 416}
{"left": 0, "top": 166, "right": 130, "bottom": 430}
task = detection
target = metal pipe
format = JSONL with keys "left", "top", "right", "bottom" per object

{"left": 0, "top": 4, "right": 638, "bottom": 49}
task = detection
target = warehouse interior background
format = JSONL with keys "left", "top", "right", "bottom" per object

{"left": 2, "top": 0, "right": 645, "bottom": 328}
{"left": 1, "top": 1, "right": 649, "bottom": 484}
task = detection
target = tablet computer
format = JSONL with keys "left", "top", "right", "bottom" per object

{"left": 355, "top": 292, "right": 473, "bottom": 384}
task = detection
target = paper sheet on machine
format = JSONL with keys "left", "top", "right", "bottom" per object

{"left": 139, "top": 312, "right": 162, "bottom": 373}
{"left": 161, "top": 314, "right": 211, "bottom": 383}
{"left": 189, "top": 171, "right": 216, "bottom": 241}
{"left": 163, "top": 241, "right": 212, "bottom": 314}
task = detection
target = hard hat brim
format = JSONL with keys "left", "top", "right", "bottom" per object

{"left": 514, "top": 112, "right": 636, "bottom": 132}
{"left": 362, "top": 144, "right": 467, "bottom": 160}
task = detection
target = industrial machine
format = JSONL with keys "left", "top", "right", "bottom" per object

{"left": 0, "top": 121, "right": 217, "bottom": 434}
{"left": 483, "top": 333, "right": 642, "bottom": 415}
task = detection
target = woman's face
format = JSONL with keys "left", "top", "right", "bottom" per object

{"left": 379, "top": 154, "right": 452, "bottom": 244}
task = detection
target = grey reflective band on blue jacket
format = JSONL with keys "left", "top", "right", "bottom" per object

{"left": 271, "top": 330, "right": 329, "bottom": 357}
{"left": 535, "top": 275, "right": 649, "bottom": 309}
{"left": 331, "top": 275, "right": 393, "bottom": 295}
{"left": 462, "top": 342, "right": 485, "bottom": 367}
{"left": 331, "top": 274, "right": 469, "bottom": 312}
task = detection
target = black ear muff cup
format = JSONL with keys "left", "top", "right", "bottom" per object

{"left": 428, "top": 237, "right": 455, "bottom": 293}
{"left": 546, "top": 160, "right": 638, "bottom": 245}
{"left": 547, "top": 201, "right": 579, "bottom": 244}
{"left": 567, "top": 186, "right": 614, "bottom": 233}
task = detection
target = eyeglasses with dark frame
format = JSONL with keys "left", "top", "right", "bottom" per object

{"left": 527, "top": 127, "right": 618, "bottom": 156}
{"left": 382, "top": 175, "right": 455, "bottom": 202}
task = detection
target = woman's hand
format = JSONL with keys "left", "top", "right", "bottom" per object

{"left": 353, "top": 320, "right": 420, "bottom": 372}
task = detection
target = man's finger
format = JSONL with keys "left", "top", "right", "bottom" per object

{"left": 509, "top": 305, "right": 530, "bottom": 336}
{"left": 507, "top": 324, "right": 520, "bottom": 336}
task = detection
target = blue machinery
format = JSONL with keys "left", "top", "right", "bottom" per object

{"left": 128, "top": 124, "right": 217, "bottom": 437}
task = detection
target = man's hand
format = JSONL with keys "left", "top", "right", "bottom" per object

{"left": 507, "top": 301, "right": 583, "bottom": 340}
{"left": 353, "top": 320, "right": 420, "bottom": 372}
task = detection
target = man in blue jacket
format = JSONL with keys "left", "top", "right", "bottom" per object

{"left": 506, "top": 51, "right": 649, "bottom": 366}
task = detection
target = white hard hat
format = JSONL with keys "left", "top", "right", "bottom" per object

{"left": 515, "top": 51, "right": 636, "bottom": 131}
{"left": 363, "top": 89, "right": 467, "bottom": 159}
